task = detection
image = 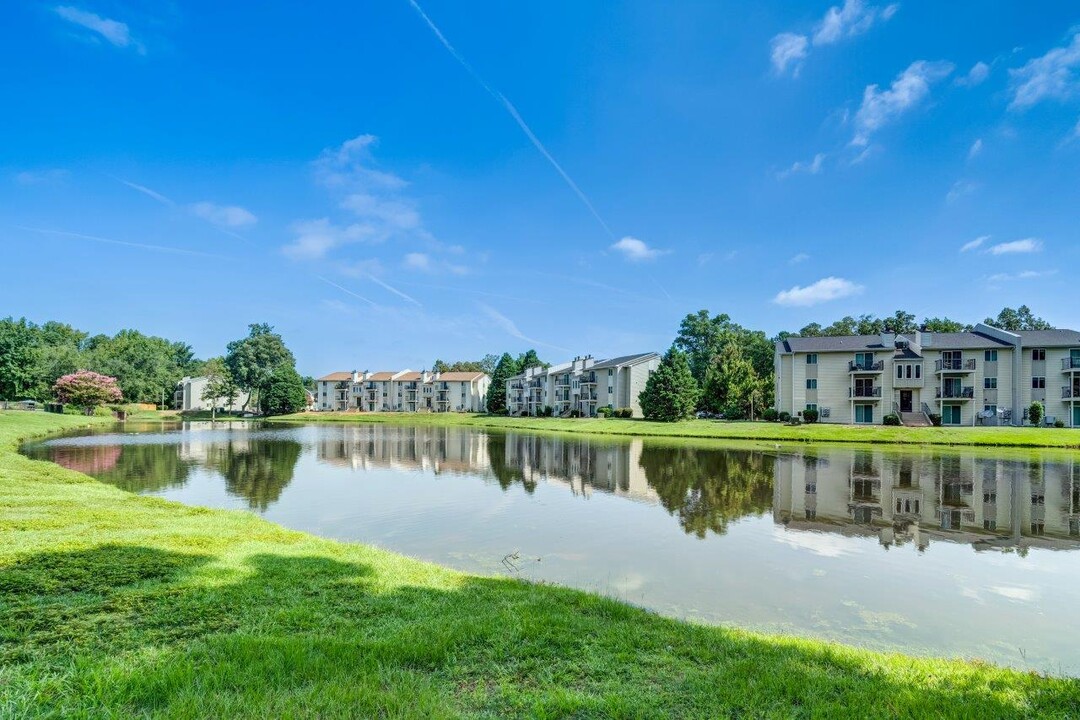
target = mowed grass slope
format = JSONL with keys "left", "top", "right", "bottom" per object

{"left": 2, "top": 412, "right": 1078, "bottom": 718}
{"left": 276, "top": 411, "right": 1080, "bottom": 448}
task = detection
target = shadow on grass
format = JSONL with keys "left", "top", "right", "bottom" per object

{"left": 2, "top": 545, "right": 1078, "bottom": 718}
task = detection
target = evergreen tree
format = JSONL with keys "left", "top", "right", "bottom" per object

{"left": 640, "top": 348, "right": 700, "bottom": 421}
{"left": 485, "top": 353, "right": 519, "bottom": 414}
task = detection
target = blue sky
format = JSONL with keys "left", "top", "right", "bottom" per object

{"left": 3, "top": 2, "right": 1079, "bottom": 374}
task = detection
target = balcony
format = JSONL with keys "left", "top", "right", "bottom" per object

{"left": 580, "top": 373, "right": 597, "bottom": 384}
{"left": 936, "top": 386, "right": 975, "bottom": 399}
{"left": 849, "top": 386, "right": 882, "bottom": 399}
{"left": 935, "top": 358, "right": 976, "bottom": 373}
{"left": 849, "top": 360, "right": 884, "bottom": 373}
{"left": 1063, "top": 357, "right": 1080, "bottom": 371}
{"left": 1063, "top": 386, "right": 1080, "bottom": 399}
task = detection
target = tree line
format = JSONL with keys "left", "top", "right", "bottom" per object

{"left": 640, "top": 305, "right": 1054, "bottom": 421}
{"left": 0, "top": 318, "right": 308, "bottom": 416}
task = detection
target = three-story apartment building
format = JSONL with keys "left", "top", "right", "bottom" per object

{"left": 774, "top": 324, "right": 1080, "bottom": 426}
{"left": 316, "top": 370, "right": 490, "bottom": 413}
{"left": 505, "top": 352, "right": 660, "bottom": 417}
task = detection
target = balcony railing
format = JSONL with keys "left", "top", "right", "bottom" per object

{"left": 1063, "top": 386, "right": 1080, "bottom": 399}
{"left": 849, "top": 360, "right": 884, "bottom": 372}
{"left": 1063, "top": 357, "right": 1080, "bottom": 370}
{"left": 935, "top": 358, "right": 976, "bottom": 372}
{"left": 580, "top": 373, "right": 597, "bottom": 384}
{"left": 849, "top": 387, "right": 882, "bottom": 398}
{"left": 936, "top": 386, "right": 975, "bottom": 399}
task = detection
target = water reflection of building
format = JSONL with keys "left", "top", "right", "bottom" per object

{"left": 501, "top": 433, "right": 657, "bottom": 503}
{"left": 312, "top": 425, "right": 658, "bottom": 504}
{"left": 774, "top": 449, "right": 1080, "bottom": 553}
{"left": 316, "top": 425, "right": 491, "bottom": 476}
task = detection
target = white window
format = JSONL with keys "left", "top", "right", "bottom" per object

{"left": 1032, "top": 348, "right": 1046, "bottom": 361}
{"left": 806, "top": 378, "right": 817, "bottom": 389}
{"left": 806, "top": 354, "right": 818, "bottom": 365}
{"left": 985, "top": 350, "right": 998, "bottom": 362}
{"left": 984, "top": 377, "right": 997, "bottom": 389}
{"left": 1032, "top": 377, "right": 1046, "bottom": 389}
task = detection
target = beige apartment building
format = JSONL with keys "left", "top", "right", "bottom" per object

{"left": 774, "top": 324, "right": 1080, "bottom": 427}
{"left": 316, "top": 369, "right": 490, "bottom": 413}
{"left": 505, "top": 352, "right": 660, "bottom": 418}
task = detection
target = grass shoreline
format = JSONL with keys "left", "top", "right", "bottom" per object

{"left": 272, "top": 410, "right": 1080, "bottom": 448}
{"left": 3, "top": 411, "right": 1078, "bottom": 717}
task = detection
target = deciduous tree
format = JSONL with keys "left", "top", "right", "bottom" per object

{"left": 53, "top": 370, "right": 123, "bottom": 414}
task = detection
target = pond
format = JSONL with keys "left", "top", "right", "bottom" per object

{"left": 21, "top": 421, "right": 1080, "bottom": 675}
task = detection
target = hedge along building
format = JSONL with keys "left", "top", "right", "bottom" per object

{"left": 773, "top": 324, "right": 1080, "bottom": 427}
{"left": 505, "top": 352, "right": 660, "bottom": 418}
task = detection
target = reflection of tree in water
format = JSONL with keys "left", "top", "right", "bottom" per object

{"left": 485, "top": 433, "right": 537, "bottom": 494}
{"left": 209, "top": 439, "right": 303, "bottom": 511}
{"left": 639, "top": 446, "right": 774, "bottom": 538}
{"left": 83, "top": 444, "right": 194, "bottom": 494}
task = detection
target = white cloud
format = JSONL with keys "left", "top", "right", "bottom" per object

{"left": 789, "top": 252, "right": 811, "bottom": 264}
{"left": 770, "top": 33, "right": 809, "bottom": 76}
{"left": 945, "top": 180, "right": 977, "bottom": 203}
{"left": 283, "top": 218, "right": 377, "bottom": 260}
{"left": 610, "top": 236, "right": 664, "bottom": 262}
{"left": 53, "top": 6, "right": 142, "bottom": 52}
{"left": 1008, "top": 32, "right": 1080, "bottom": 109}
{"left": 960, "top": 235, "right": 989, "bottom": 252}
{"left": 853, "top": 60, "right": 954, "bottom": 145}
{"left": 403, "top": 251, "right": 468, "bottom": 276}
{"left": 771, "top": 1, "right": 897, "bottom": 76}
{"left": 778, "top": 153, "right": 825, "bottom": 179}
{"left": 955, "top": 61, "right": 991, "bottom": 87}
{"left": 987, "top": 269, "right": 1056, "bottom": 283}
{"left": 340, "top": 193, "right": 420, "bottom": 231}
{"left": 190, "top": 202, "right": 257, "bottom": 228}
{"left": 313, "top": 134, "right": 408, "bottom": 191}
{"left": 14, "top": 169, "right": 69, "bottom": 185}
{"left": 813, "top": 0, "right": 898, "bottom": 46}
{"left": 773, "top": 276, "right": 864, "bottom": 306}
{"left": 967, "top": 138, "right": 983, "bottom": 159}
{"left": 987, "top": 238, "right": 1043, "bottom": 255}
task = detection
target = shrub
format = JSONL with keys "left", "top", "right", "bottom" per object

{"left": 762, "top": 408, "right": 779, "bottom": 422}
{"left": 778, "top": 411, "right": 791, "bottom": 422}
{"left": 1029, "top": 401, "right": 1044, "bottom": 427}
{"left": 802, "top": 409, "right": 819, "bottom": 424}
{"left": 614, "top": 408, "right": 633, "bottom": 418}
{"left": 929, "top": 413, "right": 942, "bottom": 427}
{"left": 1054, "top": 419, "right": 1065, "bottom": 428}
{"left": 883, "top": 413, "right": 901, "bottom": 426}
{"left": 543, "top": 406, "right": 554, "bottom": 417}
{"left": 598, "top": 406, "right": 613, "bottom": 418}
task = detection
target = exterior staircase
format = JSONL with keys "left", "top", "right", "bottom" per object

{"left": 900, "top": 411, "right": 931, "bottom": 427}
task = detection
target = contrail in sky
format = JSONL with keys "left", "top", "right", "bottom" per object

{"left": 18, "top": 226, "right": 222, "bottom": 258}
{"left": 407, "top": 0, "right": 615, "bottom": 239}
{"left": 109, "top": 175, "right": 176, "bottom": 206}
{"left": 315, "top": 275, "right": 379, "bottom": 308}
{"left": 364, "top": 272, "right": 422, "bottom": 307}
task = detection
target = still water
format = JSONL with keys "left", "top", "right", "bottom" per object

{"left": 21, "top": 421, "right": 1080, "bottom": 674}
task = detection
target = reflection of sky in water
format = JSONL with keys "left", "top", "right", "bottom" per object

{"left": 23, "top": 421, "right": 1080, "bottom": 675}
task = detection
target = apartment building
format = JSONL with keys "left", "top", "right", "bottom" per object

{"left": 316, "top": 369, "right": 490, "bottom": 413}
{"left": 505, "top": 352, "right": 660, "bottom": 418}
{"left": 774, "top": 323, "right": 1080, "bottom": 427}
{"left": 174, "top": 376, "right": 251, "bottom": 413}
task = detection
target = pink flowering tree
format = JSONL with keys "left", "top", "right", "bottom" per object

{"left": 53, "top": 371, "right": 123, "bottom": 414}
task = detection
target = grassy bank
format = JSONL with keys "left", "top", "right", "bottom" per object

{"left": 275, "top": 411, "right": 1080, "bottom": 448}
{"left": 2, "top": 412, "right": 1078, "bottom": 718}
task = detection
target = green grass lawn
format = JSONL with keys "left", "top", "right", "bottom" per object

{"left": 2, "top": 411, "right": 1078, "bottom": 718}
{"left": 275, "top": 411, "right": 1080, "bottom": 448}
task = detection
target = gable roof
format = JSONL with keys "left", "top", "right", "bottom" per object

{"left": 318, "top": 371, "right": 353, "bottom": 381}
{"left": 590, "top": 352, "right": 660, "bottom": 370}
{"left": 1017, "top": 329, "right": 1080, "bottom": 347}
{"left": 780, "top": 331, "right": 1013, "bottom": 353}
{"left": 437, "top": 371, "right": 486, "bottom": 381}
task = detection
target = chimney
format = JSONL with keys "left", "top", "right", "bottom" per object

{"left": 879, "top": 332, "right": 895, "bottom": 348}
{"left": 351, "top": 370, "right": 360, "bottom": 382}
